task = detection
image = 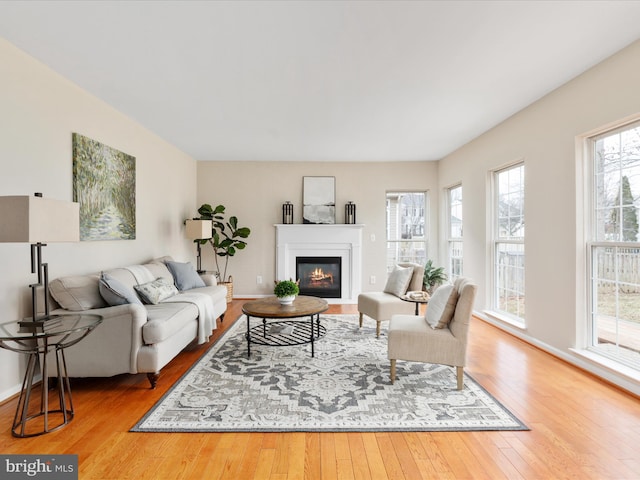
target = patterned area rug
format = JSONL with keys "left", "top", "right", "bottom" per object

{"left": 132, "top": 314, "right": 527, "bottom": 432}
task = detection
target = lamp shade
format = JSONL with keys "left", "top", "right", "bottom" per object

{"left": 185, "top": 219, "right": 212, "bottom": 240}
{"left": 0, "top": 195, "right": 79, "bottom": 243}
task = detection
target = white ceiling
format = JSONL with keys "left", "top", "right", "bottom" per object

{"left": 1, "top": 1, "right": 640, "bottom": 162}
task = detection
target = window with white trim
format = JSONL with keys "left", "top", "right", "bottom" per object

{"left": 447, "top": 185, "right": 463, "bottom": 281}
{"left": 386, "top": 192, "right": 427, "bottom": 272}
{"left": 588, "top": 121, "right": 640, "bottom": 369}
{"left": 492, "top": 163, "right": 525, "bottom": 322}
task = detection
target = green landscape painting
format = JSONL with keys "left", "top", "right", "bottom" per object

{"left": 72, "top": 133, "right": 136, "bottom": 241}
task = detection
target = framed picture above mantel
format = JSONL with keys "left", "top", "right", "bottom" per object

{"left": 303, "top": 176, "right": 335, "bottom": 224}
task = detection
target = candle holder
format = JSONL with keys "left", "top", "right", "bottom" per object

{"left": 282, "top": 201, "right": 294, "bottom": 224}
{"left": 345, "top": 201, "right": 356, "bottom": 224}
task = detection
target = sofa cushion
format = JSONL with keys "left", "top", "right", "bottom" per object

{"left": 134, "top": 278, "right": 179, "bottom": 305}
{"left": 99, "top": 272, "right": 143, "bottom": 306}
{"left": 153, "top": 255, "right": 175, "bottom": 266}
{"left": 425, "top": 284, "right": 458, "bottom": 329}
{"left": 143, "top": 302, "right": 199, "bottom": 344}
{"left": 383, "top": 266, "right": 413, "bottom": 297}
{"left": 102, "top": 267, "right": 144, "bottom": 291}
{"left": 49, "top": 275, "right": 107, "bottom": 311}
{"left": 187, "top": 284, "right": 228, "bottom": 305}
{"left": 358, "top": 291, "right": 416, "bottom": 322}
{"left": 142, "top": 260, "right": 174, "bottom": 283}
{"left": 166, "top": 261, "right": 206, "bottom": 291}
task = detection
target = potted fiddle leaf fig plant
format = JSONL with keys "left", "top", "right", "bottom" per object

{"left": 423, "top": 259, "right": 448, "bottom": 294}
{"left": 196, "top": 203, "right": 251, "bottom": 302}
{"left": 274, "top": 279, "right": 299, "bottom": 305}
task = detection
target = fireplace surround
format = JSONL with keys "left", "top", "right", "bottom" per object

{"left": 275, "top": 224, "right": 363, "bottom": 303}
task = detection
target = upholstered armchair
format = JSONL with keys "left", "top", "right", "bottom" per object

{"left": 357, "top": 263, "right": 425, "bottom": 338}
{"left": 387, "top": 277, "right": 477, "bottom": 390}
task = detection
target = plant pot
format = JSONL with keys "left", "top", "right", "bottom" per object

{"left": 278, "top": 295, "right": 296, "bottom": 305}
{"left": 220, "top": 276, "right": 233, "bottom": 303}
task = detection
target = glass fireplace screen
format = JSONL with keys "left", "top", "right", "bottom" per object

{"left": 296, "top": 256, "right": 341, "bottom": 298}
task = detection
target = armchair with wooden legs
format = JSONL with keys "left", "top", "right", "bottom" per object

{"left": 357, "top": 263, "right": 425, "bottom": 338}
{"left": 387, "top": 277, "right": 477, "bottom": 390}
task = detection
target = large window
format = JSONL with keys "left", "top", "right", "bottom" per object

{"left": 492, "top": 163, "right": 525, "bottom": 322}
{"left": 589, "top": 121, "right": 640, "bottom": 369}
{"left": 447, "top": 185, "right": 463, "bottom": 281}
{"left": 386, "top": 192, "right": 427, "bottom": 272}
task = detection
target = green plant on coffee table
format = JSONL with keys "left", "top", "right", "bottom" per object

{"left": 196, "top": 203, "right": 251, "bottom": 282}
{"left": 423, "top": 259, "right": 448, "bottom": 294}
{"left": 274, "top": 279, "right": 300, "bottom": 298}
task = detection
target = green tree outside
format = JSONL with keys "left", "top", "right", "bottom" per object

{"left": 610, "top": 175, "right": 639, "bottom": 242}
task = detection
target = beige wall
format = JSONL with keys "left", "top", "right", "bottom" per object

{"left": 438, "top": 39, "right": 640, "bottom": 394}
{"left": 0, "top": 39, "right": 198, "bottom": 400}
{"left": 195, "top": 161, "right": 439, "bottom": 297}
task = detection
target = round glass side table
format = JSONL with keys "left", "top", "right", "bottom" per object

{"left": 0, "top": 314, "right": 102, "bottom": 437}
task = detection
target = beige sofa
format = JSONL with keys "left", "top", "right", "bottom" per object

{"left": 45, "top": 256, "right": 227, "bottom": 388}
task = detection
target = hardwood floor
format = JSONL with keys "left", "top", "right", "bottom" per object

{"left": 1, "top": 300, "right": 639, "bottom": 479}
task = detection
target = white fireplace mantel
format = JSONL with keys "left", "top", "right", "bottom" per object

{"left": 275, "top": 224, "right": 364, "bottom": 303}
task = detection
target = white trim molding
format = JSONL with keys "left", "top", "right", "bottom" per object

{"left": 275, "top": 224, "right": 364, "bottom": 304}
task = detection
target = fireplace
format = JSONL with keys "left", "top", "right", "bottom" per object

{"left": 276, "top": 224, "right": 363, "bottom": 303}
{"left": 296, "top": 257, "right": 341, "bottom": 298}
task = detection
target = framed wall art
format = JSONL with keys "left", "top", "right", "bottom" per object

{"left": 303, "top": 176, "right": 335, "bottom": 224}
{"left": 72, "top": 133, "right": 136, "bottom": 241}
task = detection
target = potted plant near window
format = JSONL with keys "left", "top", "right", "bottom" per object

{"left": 196, "top": 203, "right": 251, "bottom": 302}
{"left": 423, "top": 259, "right": 448, "bottom": 294}
{"left": 274, "top": 279, "right": 299, "bottom": 305}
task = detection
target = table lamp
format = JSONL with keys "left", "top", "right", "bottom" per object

{"left": 0, "top": 193, "right": 79, "bottom": 327}
{"left": 185, "top": 219, "right": 212, "bottom": 273}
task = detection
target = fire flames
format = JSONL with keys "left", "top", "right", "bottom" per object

{"left": 306, "top": 268, "right": 334, "bottom": 286}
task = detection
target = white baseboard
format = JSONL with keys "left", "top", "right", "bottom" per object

{"left": 476, "top": 311, "right": 640, "bottom": 397}
{"left": 0, "top": 374, "right": 40, "bottom": 404}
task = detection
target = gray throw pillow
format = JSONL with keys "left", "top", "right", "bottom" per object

{"left": 425, "top": 283, "right": 458, "bottom": 329}
{"left": 134, "top": 277, "right": 179, "bottom": 305}
{"left": 166, "top": 261, "right": 206, "bottom": 291}
{"left": 99, "top": 272, "right": 143, "bottom": 306}
{"left": 383, "top": 266, "right": 414, "bottom": 297}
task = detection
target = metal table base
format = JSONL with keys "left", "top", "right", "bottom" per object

{"left": 13, "top": 344, "right": 74, "bottom": 437}
{"left": 245, "top": 314, "right": 326, "bottom": 358}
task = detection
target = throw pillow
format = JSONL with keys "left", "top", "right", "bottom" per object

{"left": 383, "top": 266, "right": 414, "bottom": 297}
{"left": 134, "top": 277, "right": 179, "bottom": 305}
{"left": 49, "top": 275, "right": 107, "bottom": 311}
{"left": 166, "top": 261, "right": 205, "bottom": 291}
{"left": 425, "top": 283, "right": 459, "bottom": 329}
{"left": 99, "top": 272, "right": 143, "bottom": 306}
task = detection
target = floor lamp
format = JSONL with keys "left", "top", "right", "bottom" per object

{"left": 0, "top": 194, "right": 80, "bottom": 327}
{"left": 185, "top": 219, "right": 212, "bottom": 274}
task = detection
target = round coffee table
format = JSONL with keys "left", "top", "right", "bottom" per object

{"left": 242, "top": 295, "right": 329, "bottom": 358}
